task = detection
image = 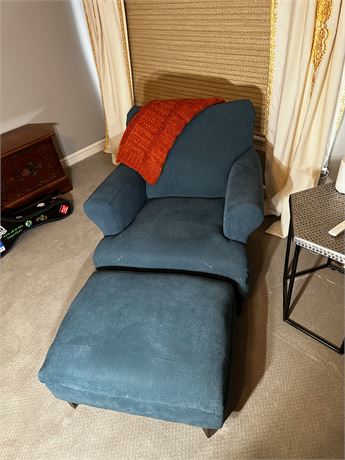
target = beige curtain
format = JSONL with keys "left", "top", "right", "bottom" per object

{"left": 265, "top": 0, "right": 345, "bottom": 238}
{"left": 83, "top": 0, "right": 133, "bottom": 161}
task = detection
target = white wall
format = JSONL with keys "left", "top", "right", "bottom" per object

{"left": 0, "top": 0, "right": 105, "bottom": 157}
{"left": 329, "top": 116, "right": 345, "bottom": 181}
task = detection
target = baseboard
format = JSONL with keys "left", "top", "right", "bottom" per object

{"left": 61, "top": 138, "right": 105, "bottom": 167}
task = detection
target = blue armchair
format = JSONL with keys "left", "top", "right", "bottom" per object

{"left": 84, "top": 99, "right": 263, "bottom": 296}
{"left": 39, "top": 99, "right": 265, "bottom": 433}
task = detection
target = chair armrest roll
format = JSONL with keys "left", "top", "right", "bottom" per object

{"left": 84, "top": 164, "right": 147, "bottom": 236}
{"left": 223, "top": 148, "right": 264, "bottom": 243}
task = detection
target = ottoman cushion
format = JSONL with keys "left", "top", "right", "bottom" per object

{"left": 39, "top": 271, "right": 235, "bottom": 429}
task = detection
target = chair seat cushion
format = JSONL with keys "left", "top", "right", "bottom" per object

{"left": 93, "top": 198, "right": 248, "bottom": 295}
{"left": 39, "top": 270, "right": 235, "bottom": 429}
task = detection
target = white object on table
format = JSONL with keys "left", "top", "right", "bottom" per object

{"left": 328, "top": 219, "right": 345, "bottom": 237}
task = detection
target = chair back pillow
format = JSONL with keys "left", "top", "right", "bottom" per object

{"left": 126, "top": 100, "right": 255, "bottom": 198}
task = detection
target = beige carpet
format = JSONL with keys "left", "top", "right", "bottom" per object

{"left": 1, "top": 153, "right": 344, "bottom": 460}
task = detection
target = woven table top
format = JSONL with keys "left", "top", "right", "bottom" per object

{"left": 290, "top": 183, "right": 345, "bottom": 264}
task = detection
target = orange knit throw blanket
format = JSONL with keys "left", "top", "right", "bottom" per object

{"left": 117, "top": 98, "right": 224, "bottom": 184}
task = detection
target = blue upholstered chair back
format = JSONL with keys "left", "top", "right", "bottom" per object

{"left": 126, "top": 99, "right": 255, "bottom": 198}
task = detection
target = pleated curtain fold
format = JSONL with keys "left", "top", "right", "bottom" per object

{"left": 265, "top": 0, "right": 345, "bottom": 238}
{"left": 82, "top": 0, "right": 133, "bottom": 162}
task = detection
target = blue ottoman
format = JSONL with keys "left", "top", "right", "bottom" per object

{"left": 39, "top": 271, "right": 235, "bottom": 433}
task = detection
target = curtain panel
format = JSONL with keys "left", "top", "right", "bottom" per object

{"left": 83, "top": 0, "right": 133, "bottom": 161}
{"left": 265, "top": 0, "right": 345, "bottom": 238}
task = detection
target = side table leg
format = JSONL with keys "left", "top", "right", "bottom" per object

{"left": 284, "top": 245, "right": 301, "bottom": 320}
{"left": 283, "top": 221, "right": 293, "bottom": 319}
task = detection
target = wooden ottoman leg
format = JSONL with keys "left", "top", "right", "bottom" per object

{"left": 68, "top": 402, "right": 78, "bottom": 409}
{"left": 203, "top": 428, "right": 218, "bottom": 438}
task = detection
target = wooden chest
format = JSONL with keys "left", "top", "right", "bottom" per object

{"left": 1, "top": 124, "right": 72, "bottom": 211}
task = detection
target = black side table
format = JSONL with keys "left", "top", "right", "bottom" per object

{"left": 283, "top": 183, "right": 345, "bottom": 354}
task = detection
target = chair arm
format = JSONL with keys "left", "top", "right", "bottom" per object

{"left": 84, "top": 164, "right": 147, "bottom": 236}
{"left": 223, "top": 148, "right": 264, "bottom": 243}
